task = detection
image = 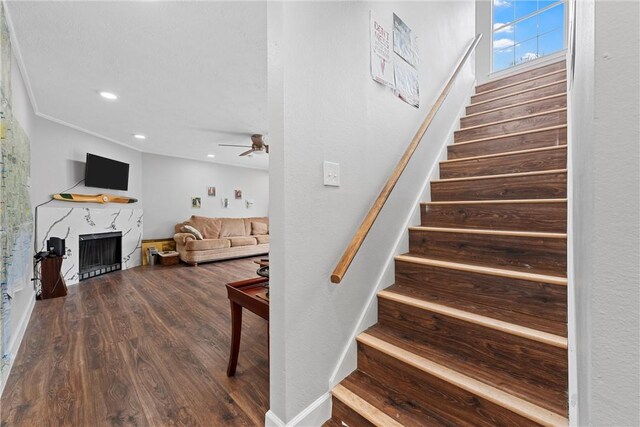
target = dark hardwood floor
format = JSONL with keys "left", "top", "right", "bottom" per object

{"left": 1, "top": 257, "right": 269, "bottom": 426}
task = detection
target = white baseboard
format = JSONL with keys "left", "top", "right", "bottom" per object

{"left": 265, "top": 392, "right": 332, "bottom": 427}
{"left": 265, "top": 410, "right": 286, "bottom": 427}
{"left": 1, "top": 291, "right": 36, "bottom": 398}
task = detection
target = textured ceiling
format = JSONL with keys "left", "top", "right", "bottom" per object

{"left": 6, "top": 1, "right": 268, "bottom": 169}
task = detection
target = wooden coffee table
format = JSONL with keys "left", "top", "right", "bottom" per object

{"left": 225, "top": 276, "right": 269, "bottom": 376}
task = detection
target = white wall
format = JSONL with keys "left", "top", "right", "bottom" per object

{"left": 569, "top": 0, "right": 640, "bottom": 425}
{"left": 267, "top": 1, "right": 475, "bottom": 423}
{"left": 31, "top": 118, "right": 143, "bottom": 210}
{"left": 141, "top": 153, "right": 269, "bottom": 239}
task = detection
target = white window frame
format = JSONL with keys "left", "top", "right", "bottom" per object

{"left": 490, "top": 0, "right": 568, "bottom": 74}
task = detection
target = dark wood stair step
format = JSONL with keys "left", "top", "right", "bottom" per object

{"left": 431, "top": 169, "right": 567, "bottom": 202}
{"left": 454, "top": 109, "right": 566, "bottom": 143}
{"left": 407, "top": 226, "right": 567, "bottom": 276}
{"left": 466, "top": 81, "right": 566, "bottom": 115}
{"left": 461, "top": 94, "right": 567, "bottom": 128}
{"left": 476, "top": 61, "right": 566, "bottom": 94}
{"left": 321, "top": 416, "right": 344, "bottom": 427}
{"left": 331, "top": 370, "right": 449, "bottom": 427}
{"left": 356, "top": 332, "right": 568, "bottom": 426}
{"left": 366, "top": 320, "right": 567, "bottom": 420}
{"left": 421, "top": 199, "right": 567, "bottom": 233}
{"left": 329, "top": 383, "right": 398, "bottom": 427}
{"left": 447, "top": 126, "right": 567, "bottom": 160}
{"left": 471, "top": 69, "right": 567, "bottom": 104}
{"left": 393, "top": 255, "right": 567, "bottom": 336}
{"left": 440, "top": 146, "right": 567, "bottom": 179}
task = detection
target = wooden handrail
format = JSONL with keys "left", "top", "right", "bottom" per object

{"left": 330, "top": 34, "right": 482, "bottom": 284}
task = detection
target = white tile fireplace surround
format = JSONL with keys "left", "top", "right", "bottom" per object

{"left": 36, "top": 207, "right": 143, "bottom": 285}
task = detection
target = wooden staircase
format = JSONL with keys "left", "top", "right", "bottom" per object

{"left": 326, "top": 61, "right": 568, "bottom": 426}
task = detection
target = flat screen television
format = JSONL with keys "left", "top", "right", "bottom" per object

{"left": 84, "top": 153, "right": 130, "bottom": 191}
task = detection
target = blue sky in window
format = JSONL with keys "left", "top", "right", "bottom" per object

{"left": 493, "top": 0, "right": 565, "bottom": 71}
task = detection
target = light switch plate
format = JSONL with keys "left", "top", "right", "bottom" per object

{"left": 323, "top": 161, "right": 340, "bottom": 186}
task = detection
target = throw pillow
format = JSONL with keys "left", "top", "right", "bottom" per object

{"left": 251, "top": 221, "right": 268, "bottom": 235}
{"left": 182, "top": 225, "right": 204, "bottom": 240}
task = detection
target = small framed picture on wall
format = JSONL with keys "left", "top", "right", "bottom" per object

{"left": 234, "top": 190, "right": 242, "bottom": 199}
{"left": 207, "top": 186, "right": 216, "bottom": 196}
{"left": 192, "top": 197, "right": 201, "bottom": 208}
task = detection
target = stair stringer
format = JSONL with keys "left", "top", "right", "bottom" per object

{"left": 328, "top": 77, "right": 476, "bottom": 392}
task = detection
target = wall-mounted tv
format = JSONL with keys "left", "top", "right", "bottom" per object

{"left": 85, "top": 153, "right": 129, "bottom": 191}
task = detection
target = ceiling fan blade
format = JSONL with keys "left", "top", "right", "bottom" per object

{"left": 218, "top": 144, "right": 252, "bottom": 147}
{"left": 239, "top": 149, "right": 255, "bottom": 157}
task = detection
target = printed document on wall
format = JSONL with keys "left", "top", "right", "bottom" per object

{"left": 370, "top": 12, "right": 395, "bottom": 88}
{"left": 394, "top": 58, "right": 419, "bottom": 108}
{"left": 393, "top": 14, "right": 419, "bottom": 68}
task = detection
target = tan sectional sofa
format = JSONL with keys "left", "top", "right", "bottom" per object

{"left": 174, "top": 216, "right": 269, "bottom": 265}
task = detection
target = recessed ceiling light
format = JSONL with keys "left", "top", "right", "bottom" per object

{"left": 133, "top": 134, "right": 147, "bottom": 140}
{"left": 99, "top": 91, "right": 118, "bottom": 100}
{"left": 207, "top": 154, "right": 216, "bottom": 158}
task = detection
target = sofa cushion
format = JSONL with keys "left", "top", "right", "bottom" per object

{"left": 244, "top": 217, "right": 268, "bottom": 236}
{"left": 229, "top": 237, "right": 258, "bottom": 247}
{"left": 251, "top": 221, "right": 268, "bottom": 235}
{"left": 184, "top": 238, "right": 231, "bottom": 251}
{"left": 220, "top": 218, "right": 246, "bottom": 237}
{"left": 181, "top": 225, "right": 203, "bottom": 240}
{"left": 189, "top": 216, "right": 222, "bottom": 239}
{"left": 255, "top": 235, "right": 269, "bottom": 244}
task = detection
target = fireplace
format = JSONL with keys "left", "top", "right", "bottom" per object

{"left": 79, "top": 231, "right": 122, "bottom": 281}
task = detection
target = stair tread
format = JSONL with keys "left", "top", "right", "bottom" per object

{"left": 422, "top": 198, "right": 567, "bottom": 205}
{"left": 448, "top": 126, "right": 567, "bottom": 160}
{"left": 377, "top": 289, "right": 567, "bottom": 348}
{"left": 471, "top": 71, "right": 567, "bottom": 104}
{"left": 474, "top": 69, "right": 566, "bottom": 97}
{"left": 464, "top": 93, "right": 566, "bottom": 119}
{"left": 453, "top": 124, "right": 567, "bottom": 146}
{"left": 338, "top": 370, "right": 450, "bottom": 427}
{"left": 442, "top": 145, "right": 567, "bottom": 164}
{"left": 476, "top": 60, "right": 565, "bottom": 93}
{"left": 408, "top": 226, "right": 566, "bottom": 239}
{"left": 387, "top": 279, "right": 566, "bottom": 336}
{"left": 395, "top": 254, "right": 567, "bottom": 285}
{"left": 332, "top": 383, "right": 404, "bottom": 427}
{"left": 470, "top": 79, "right": 568, "bottom": 107}
{"left": 357, "top": 332, "right": 569, "bottom": 426}
{"left": 434, "top": 168, "right": 567, "bottom": 183}
{"left": 457, "top": 107, "right": 567, "bottom": 132}
{"left": 474, "top": 68, "right": 567, "bottom": 96}
{"left": 363, "top": 324, "right": 568, "bottom": 419}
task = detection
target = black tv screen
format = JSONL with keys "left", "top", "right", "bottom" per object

{"left": 85, "top": 153, "right": 129, "bottom": 191}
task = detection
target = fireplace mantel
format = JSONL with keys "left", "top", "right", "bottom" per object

{"left": 36, "top": 207, "right": 143, "bottom": 285}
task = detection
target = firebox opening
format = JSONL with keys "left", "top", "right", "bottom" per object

{"left": 79, "top": 231, "right": 122, "bottom": 281}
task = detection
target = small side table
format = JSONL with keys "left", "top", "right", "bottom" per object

{"left": 225, "top": 276, "right": 269, "bottom": 376}
{"left": 40, "top": 256, "right": 68, "bottom": 300}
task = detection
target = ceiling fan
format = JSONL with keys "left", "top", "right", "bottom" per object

{"left": 219, "top": 134, "right": 269, "bottom": 156}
